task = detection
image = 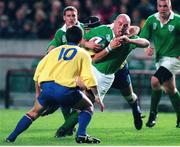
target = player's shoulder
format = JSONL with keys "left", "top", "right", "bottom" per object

{"left": 55, "top": 27, "right": 65, "bottom": 36}
{"left": 147, "top": 13, "right": 157, "bottom": 21}
{"left": 91, "top": 24, "right": 110, "bottom": 31}
{"left": 173, "top": 13, "right": 180, "bottom": 19}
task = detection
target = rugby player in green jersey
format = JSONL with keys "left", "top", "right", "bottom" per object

{"left": 140, "top": 0, "right": 180, "bottom": 128}
{"left": 83, "top": 14, "right": 149, "bottom": 130}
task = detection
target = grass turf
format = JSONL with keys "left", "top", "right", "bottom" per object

{"left": 0, "top": 109, "right": 179, "bottom": 146}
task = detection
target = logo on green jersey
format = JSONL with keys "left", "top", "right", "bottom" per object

{"left": 106, "top": 34, "right": 111, "bottom": 42}
{"left": 153, "top": 23, "right": 157, "bottom": 30}
{"left": 168, "top": 25, "right": 174, "bottom": 32}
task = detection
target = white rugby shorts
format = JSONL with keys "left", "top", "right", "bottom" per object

{"left": 92, "top": 66, "right": 115, "bottom": 101}
{"left": 156, "top": 56, "right": 180, "bottom": 74}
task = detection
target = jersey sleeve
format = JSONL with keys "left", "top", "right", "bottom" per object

{"left": 79, "top": 51, "right": 97, "bottom": 88}
{"left": 47, "top": 29, "right": 63, "bottom": 50}
{"left": 33, "top": 55, "right": 48, "bottom": 82}
{"left": 129, "top": 35, "right": 139, "bottom": 50}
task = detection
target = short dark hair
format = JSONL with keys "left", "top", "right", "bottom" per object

{"left": 66, "top": 26, "right": 82, "bottom": 44}
{"left": 63, "top": 6, "right": 77, "bottom": 16}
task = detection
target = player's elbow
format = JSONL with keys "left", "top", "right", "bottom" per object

{"left": 137, "top": 39, "right": 150, "bottom": 48}
{"left": 143, "top": 39, "right": 150, "bottom": 48}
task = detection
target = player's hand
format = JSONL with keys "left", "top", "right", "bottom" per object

{"left": 95, "top": 97, "right": 105, "bottom": 112}
{"left": 145, "top": 47, "right": 154, "bottom": 56}
{"left": 110, "top": 37, "right": 122, "bottom": 50}
{"left": 119, "top": 35, "right": 130, "bottom": 43}
{"left": 85, "top": 39, "right": 101, "bottom": 52}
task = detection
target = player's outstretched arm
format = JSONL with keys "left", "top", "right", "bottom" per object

{"left": 120, "top": 35, "right": 150, "bottom": 48}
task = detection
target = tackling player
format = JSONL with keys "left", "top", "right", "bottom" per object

{"left": 6, "top": 26, "right": 104, "bottom": 144}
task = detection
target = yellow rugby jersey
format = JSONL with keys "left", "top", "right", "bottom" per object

{"left": 33, "top": 44, "right": 97, "bottom": 89}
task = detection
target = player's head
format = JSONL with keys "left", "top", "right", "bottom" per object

{"left": 66, "top": 25, "right": 82, "bottom": 44}
{"left": 157, "top": 0, "right": 172, "bottom": 19}
{"left": 83, "top": 16, "right": 101, "bottom": 32}
{"left": 113, "top": 14, "right": 131, "bottom": 37}
{"left": 63, "top": 6, "right": 78, "bottom": 28}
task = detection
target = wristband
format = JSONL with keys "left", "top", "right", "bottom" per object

{"left": 105, "top": 44, "right": 112, "bottom": 53}
{"left": 107, "top": 44, "right": 112, "bottom": 51}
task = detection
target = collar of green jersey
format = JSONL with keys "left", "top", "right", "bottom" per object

{"left": 155, "top": 11, "right": 175, "bottom": 23}
{"left": 61, "top": 21, "right": 82, "bottom": 32}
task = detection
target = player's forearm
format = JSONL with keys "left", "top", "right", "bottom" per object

{"left": 89, "top": 86, "right": 100, "bottom": 102}
{"left": 129, "top": 38, "right": 150, "bottom": 48}
{"left": 92, "top": 49, "right": 109, "bottom": 63}
{"left": 80, "top": 38, "right": 90, "bottom": 48}
{"left": 35, "top": 82, "right": 40, "bottom": 99}
{"left": 90, "top": 86, "right": 104, "bottom": 112}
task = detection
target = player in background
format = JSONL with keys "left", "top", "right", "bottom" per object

{"left": 140, "top": 0, "right": 180, "bottom": 128}
{"left": 47, "top": 6, "right": 100, "bottom": 53}
{"left": 6, "top": 26, "right": 104, "bottom": 144}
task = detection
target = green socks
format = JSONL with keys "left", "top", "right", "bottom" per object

{"left": 61, "top": 107, "right": 71, "bottom": 120}
{"left": 150, "top": 90, "right": 162, "bottom": 113}
{"left": 61, "top": 111, "right": 78, "bottom": 131}
{"left": 169, "top": 91, "right": 180, "bottom": 119}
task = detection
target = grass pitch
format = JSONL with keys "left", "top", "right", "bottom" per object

{"left": 0, "top": 109, "right": 180, "bottom": 146}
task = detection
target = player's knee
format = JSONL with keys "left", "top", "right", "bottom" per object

{"left": 26, "top": 112, "right": 37, "bottom": 121}
{"left": 27, "top": 110, "right": 39, "bottom": 120}
{"left": 153, "top": 66, "right": 173, "bottom": 85}
{"left": 164, "top": 84, "right": 176, "bottom": 94}
{"left": 125, "top": 92, "right": 137, "bottom": 103}
{"left": 151, "top": 76, "right": 160, "bottom": 89}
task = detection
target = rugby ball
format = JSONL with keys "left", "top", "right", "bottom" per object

{"left": 89, "top": 36, "right": 109, "bottom": 55}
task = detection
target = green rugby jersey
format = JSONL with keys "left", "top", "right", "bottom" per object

{"left": 140, "top": 12, "right": 180, "bottom": 62}
{"left": 47, "top": 22, "right": 84, "bottom": 49}
{"left": 84, "top": 25, "right": 138, "bottom": 75}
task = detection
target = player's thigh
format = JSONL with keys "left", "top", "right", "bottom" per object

{"left": 156, "top": 57, "right": 180, "bottom": 74}
{"left": 120, "top": 83, "right": 134, "bottom": 96}
{"left": 112, "top": 65, "right": 132, "bottom": 91}
{"left": 163, "top": 75, "right": 176, "bottom": 93}
{"left": 73, "top": 91, "right": 93, "bottom": 111}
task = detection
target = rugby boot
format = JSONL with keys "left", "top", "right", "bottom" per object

{"left": 75, "top": 135, "right": 101, "bottom": 144}
{"left": 176, "top": 116, "right": 180, "bottom": 128}
{"left": 130, "top": 100, "right": 143, "bottom": 130}
{"left": 146, "top": 112, "right": 157, "bottom": 128}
